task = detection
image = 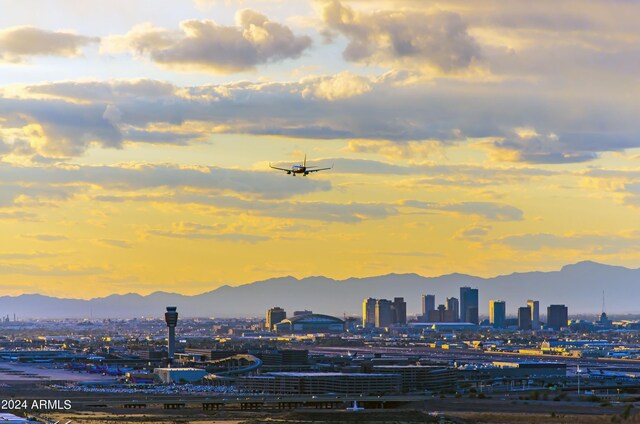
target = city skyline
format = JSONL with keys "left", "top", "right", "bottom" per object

{"left": 1, "top": 1, "right": 640, "bottom": 298}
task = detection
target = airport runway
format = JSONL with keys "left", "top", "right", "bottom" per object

{"left": 0, "top": 362, "right": 118, "bottom": 383}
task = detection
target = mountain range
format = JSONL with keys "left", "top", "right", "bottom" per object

{"left": 0, "top": 261, "right": 637, "bottom": 319}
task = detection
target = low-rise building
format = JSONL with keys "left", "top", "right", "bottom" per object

{"left": 154, "top": 367, "right": 208, "bottom": 384}
{"left": 489, "top": 361, "right": 567, "bottom": 377}
{"left": 372, "top": 365, "right": 456, "bottom": 391}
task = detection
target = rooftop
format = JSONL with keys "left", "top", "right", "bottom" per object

{"left": 264, "top": 372, "right": 396, "bottom": 377}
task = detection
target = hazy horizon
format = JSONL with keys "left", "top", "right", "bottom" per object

{"left": 0, "top": 259, "right": 631, "bottom": 300}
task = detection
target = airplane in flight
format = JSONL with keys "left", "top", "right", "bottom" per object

{"left": 269, "top": 154, "right": 332, "bottom": 176}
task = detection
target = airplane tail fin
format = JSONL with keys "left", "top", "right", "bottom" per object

{"left": 304, "top": 154, "right": 307, "bottom": 167}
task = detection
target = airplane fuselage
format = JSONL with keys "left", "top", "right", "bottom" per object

{"left": 288, "top": 165, "right": 308, "bottom": 175}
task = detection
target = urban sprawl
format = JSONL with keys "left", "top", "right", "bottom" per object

{"left": 1, "top": 286, "right": 640, "bottom": 423}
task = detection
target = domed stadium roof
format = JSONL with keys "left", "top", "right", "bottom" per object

{"left": 286, "top": 314, "right": 344, "bottom": 324}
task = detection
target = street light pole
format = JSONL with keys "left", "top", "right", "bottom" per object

{"left": 577, "top": 364, "right": 580, "bottom": 396}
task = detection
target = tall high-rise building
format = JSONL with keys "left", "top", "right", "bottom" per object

{"left": 446, "top": 297, "right": 459, "bottom": 322}
{"left": 518, "top": 306, "right": 532, "bottom": 330}
{"left": 375, "top": 299, "right": 393, "bottom": 328}
{"left": 266, "top": 307, "right": 287, "bottom": 331}
{"left": 422, "top": 294, "right": 435, "bottom": 319}
{"left": 364, "top": 297, "right": 406, "bottom": 327}
{"left": 392, "top": 297, "right": 407, "bottom": 325}
{"left": 489, "top": 300, "right": 506, "bottom": 328}
{"left": 460, "top": 287, "right": 479, "bottom": 324}
{"left": 427, "top": 305, "right": 447, "bottom": 322}
{"left": 527, "top": 300, "right": 540, "bottom": 330}
{"left": 362, "top": 298, "right": 377, "bottom": 328}
{"left": 460, "top": 287, "right": 470, "bottom": 322}
{"left": 428, "top": 304, "right": 447, "bottom": 322}
{"left": 547, "top": 305, "right": 568, "bottom": 330}
{"left": 467, "top": 306, "right": 479, "bottom": 325}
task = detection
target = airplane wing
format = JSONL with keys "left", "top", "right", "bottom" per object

{"left": 306, "top": 165, "right": 333, "bottom": 173}
{"left": 269, "top": 163, "right": 292, "bottom": 172}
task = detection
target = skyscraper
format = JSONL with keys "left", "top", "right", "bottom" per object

{"left": 527, "top": 300, "right": 540, "bottom": 330}
{"left": 446, "top": 297, "right": 459, "bottom": 322}
{"left": 547, "top": 305, "right": 568, "bottom": 330}
{"left": 466, "top": 306, "right": 479, "bottom": 326}
{"left": 489, "top": 300, "right": 506, "bottom": 328}
{"left": 518, "top": 306, "right": 532, "bottom": 330}
{"left": 430, "top": 304, "right": 446, "bottom": 322}
{"left": 422, "top": 294, "right": 435, "bottom": 319}
{"left": 362, "top": 298, "right": 377, "bottom": 328}
{"left": 375, "top": 299, "right": 393, "bottom": 328}
{"left": 392, "top": 297, "right": 407, "bottom": 325}
{"left": 460, "top": 287, "right": 479, "bottom": 324}
{"left": 460, "top": 287, "right": 469, "bottom": 322}
{"left": 266, "top": 307, "right": 287, "bottom": 331}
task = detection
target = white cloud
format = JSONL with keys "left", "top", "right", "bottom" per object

{"left": 0, "top": 26, "right": 98, "bottom": 62}
{"left": 103, "top": 10, "right": 312, "bottom": 73}
{"left": 302, "top": 71, "right": 372, "bottom": 100}
{"left": 320, "top": 0, "right": 481, "bottom": 72}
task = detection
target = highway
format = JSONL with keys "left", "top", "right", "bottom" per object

{"left": 74, "top": 394, "right": 430, "bottom": 410}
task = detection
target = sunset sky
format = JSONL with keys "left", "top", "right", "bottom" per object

{"left": 1, "top": 0, "right": 639, "bottom": 298}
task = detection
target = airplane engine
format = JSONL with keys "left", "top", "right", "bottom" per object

{"left": 287, "top": 171, "right": 291, "bottom": 175}
{"left": 304, "top": 172, "right": 309, "bottom": 176}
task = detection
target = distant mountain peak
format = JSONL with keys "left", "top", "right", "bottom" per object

{"left": 561, "top": 261, "right": 628, "bottom": 272}
{"left": 299, "top": 276, "right": 336, "bottom": 283}
{"left": 1, "top": 262, "right": 640, "bottom": 318}
{"left": 439, "top": 272, "right": 480, "bottom": 280}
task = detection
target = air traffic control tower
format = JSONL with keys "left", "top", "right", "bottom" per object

{"left": 164, "top": 306, "right": 178, "bottom": 367}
